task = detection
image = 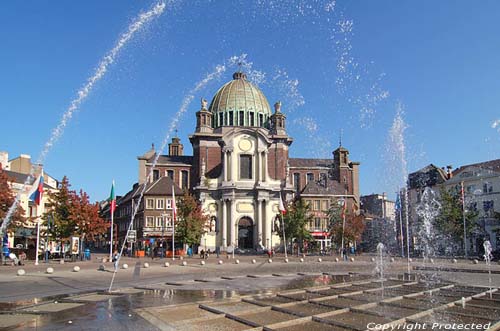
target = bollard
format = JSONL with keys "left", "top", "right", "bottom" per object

{"left": 60, "top": 259, "right": 65, "bottom": 265}
{"left": 73, "top": 266, "right": 80, "bottom": 272}
{"left": 370, "top": 257, "right": 375, "bottom": 262}
{"left": 235, "top": 259, "right": 240, "bottom": 264}
{"left": 218, "top": 260, "right": 223, "bottom": 265}
{"left": 46, "top": 267, "right": 54, "bottom": 274}
{"left": 268, "top": 259, "right": 273, "bottom": 263}
{"left": 17, "top": 269, "right": 26, "bottom": 276}
{"left": 284, "top": 258, "right": 289, "bottom": 263}
{"left": 251, "top": 259, "right": 256, "bottom": 264}
{"left": 122, "top": 264, "right": 129, "bottom": 269}
{"left": 300, "top": 258, "right": 304, "bottom": 263}
{"left": 335, "top": 257, "right": 339, "bottom": 262}
{"left": 200, "top": 260, "right": 205, "bottom": 266}
{"left": 350, "top": 257, "right": 355, "bottom": 262}
{"left": 317, "top": 258, "right": 322, "bottom": 262}
{"left": 164, "top": 262, "right": 170, "bottom": 267}
{"left": 143, "top": 263, "right": 150, "bottom": 268}
{"left": 390, "top": 258, "right": 395, "bottom": 263}
{"left": 98, "top": 264, "right": 105, "bottom": 271}
{"left": 182, "top": 261, "right": 187, "bottom": 266}
{"left": 452, "top": 259, "right": 458, "bottom": 264}
{"left": 473, "top": 259, "right": 479, "bottom": 264}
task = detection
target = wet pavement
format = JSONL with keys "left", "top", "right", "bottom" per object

{"left": 1, "top": 256, "right": 499, "bottom": 330}
{"left": 0, "top": 274, "right": 498, "bottom": 330}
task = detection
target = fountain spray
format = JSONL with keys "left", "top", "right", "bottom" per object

{"left": 108, "top": 56, "right": 253, "bottom": 291}
{"left": 387, "top": 103, "right": 411, "bottom": 276}
{"left": 1, "top": 1, "right": 167, "bottom": 236}
{"left": 483, "top": 240, "right": 493, "bottom": 299}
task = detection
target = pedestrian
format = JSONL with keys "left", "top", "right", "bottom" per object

{"left": 112, "top": 250, "right": 119, "bottom": 272}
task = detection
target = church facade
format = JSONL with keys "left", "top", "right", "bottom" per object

{"left": 117, "top": 71, "right": 360, "bottom": 253}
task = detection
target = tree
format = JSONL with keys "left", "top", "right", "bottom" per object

{"left": 69, "top": 190, "right": 108, "bottom": 242}
{"left": 280, "top": 198, "right": 314, "bottom": 251}
{"left": 0, "top": 167, "right": 25, "bottom": 232}
{"left": 44, "top": 176, "right": 75, "bottom": 239}
{"left": 435, "top": 187, "right": 477, "bottom": 254}
{"left": 327, "top": 198, "right": 365, "bottom": 249}
{"left": 175, "top": 192, "right": 209, "bottom": 247}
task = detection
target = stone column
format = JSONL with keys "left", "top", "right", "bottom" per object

{"left": 223, "top": 150, "right": 227, "bottom": 182}
{"left": 230, "top": 199, "right": 236, "bottom": 250}
{"left": 262, "top": 151, "right": 268, "bottom": 182}
{"left": 257, "top": 199, "right": 263, "bottom": 247}
{"left": 230, "top": 149, "right": 236, "bottom": 182}
{"left": 222, "top": 199, "right": 227, "bottom": 248}
{"left": 264, "top": 199, "right": 270, "bottom": 248}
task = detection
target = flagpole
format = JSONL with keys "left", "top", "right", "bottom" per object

{"left": 340, "top": 191, "right": 346, "bottom": 259}
{"left": 172, "top": 185, "right": 175, "bottom": 261}
{"left": 109, "top": 180, "right": 115, "bottom": 261}
{"left": 34, "top": 170, "right": 44, "bottom": 266}
{"left": 35, "top": 208, "right": 42, "bottom": 266}
{"left": 397, "top": 190, "right": 404, "bottom": 258}
{"left": 461, "top": 181, "right": 467, "bottom": 258}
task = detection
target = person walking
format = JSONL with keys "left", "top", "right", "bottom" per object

{"left": 112, "top": 250, "right": 119, "bottom": 272}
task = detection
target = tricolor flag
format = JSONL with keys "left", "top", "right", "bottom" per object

{"left": 28, "top": 170, "right": 44, "bottom": 206}
{"left": 460, "top": 181, "right": 465, "bottom": 204}
{"left": 172, "top": 185, "right": 177, "bottom": 221}
{"left": 108, "top": 180, "right": 116, "bottom": 214}
{"left": 340, "top": 198, "right": 347, "bottom": 219}
{"left": 279, "top": 194, "right": 287, "bottom": 215}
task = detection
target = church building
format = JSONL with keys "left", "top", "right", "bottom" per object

{"left": 116, "top": 71, "right": 360, "bottom": 253}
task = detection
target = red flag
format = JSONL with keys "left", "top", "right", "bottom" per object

{"left": 279, "top": 194, "right": 286, "bottom": 215}
{"left": 341, "top": 198, "right": 347, "bottom": 218}
{"left": 460, "top": 181, "right": 465, "bottom": 206}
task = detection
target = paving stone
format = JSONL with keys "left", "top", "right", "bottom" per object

{"left": 19, "top": 302, "right": 83, "bottom": 313}
{"left": 0, "top": 314, "right": 37, "bottom": 328}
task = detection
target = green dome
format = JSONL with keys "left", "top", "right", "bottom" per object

{"left": 209, "top": 72, "right": 271, "bottom": 128}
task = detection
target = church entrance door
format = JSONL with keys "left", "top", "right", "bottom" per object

{"left": 238, "top": 217, "right": 254, "bottom": 249}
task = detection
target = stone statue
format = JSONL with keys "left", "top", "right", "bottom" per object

{"left": 286, "top": 160, "right": 290, "bottom": 180}
{"left": 201, "top": 98, "right": 208, "bottom": 110}
{"left": 274, "top": 101, "right": 282, "bottom": 113}
{"left": 201, "top": 158, "right": 206, "bottom": 178}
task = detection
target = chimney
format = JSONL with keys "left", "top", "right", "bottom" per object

{"left": 0, "top": 151, "right": 8, "bottom": 170}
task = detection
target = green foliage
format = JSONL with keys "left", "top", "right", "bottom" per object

{"left": 175, "top": 192, "right": 209, "bottom": 247}
{"left": 44, "top": 176, "right": 74, "bottom": 239}
{"left": 435, "top": 187, "right": 478, "bottom": 245}
{"left": 327, "top": 198, "right": 365, "bottom": 247}
{"left": 280, "top": 198, "right": 314, "bottom": 248}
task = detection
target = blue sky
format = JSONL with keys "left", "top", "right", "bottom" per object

{"left": 1, "top": 1, "right": 499, "bottom": 201}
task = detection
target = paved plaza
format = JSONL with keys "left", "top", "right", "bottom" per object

{"left": 0, "top": 254, "right": 499, "bottom": 330}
